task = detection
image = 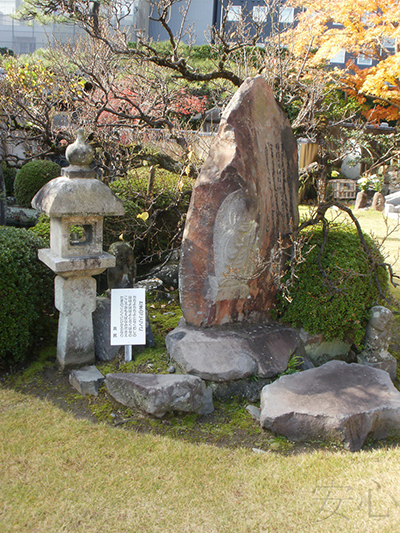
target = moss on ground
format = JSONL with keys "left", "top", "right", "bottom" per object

{"left": 3, "top": 275, "right": 400, "bottom": 453}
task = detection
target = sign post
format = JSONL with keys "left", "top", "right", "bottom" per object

{"left": 110, "top": 288, "right": 146, "bottom": 361}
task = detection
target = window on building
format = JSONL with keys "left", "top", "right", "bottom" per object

{"left": 16, "top": 40, "right": 35, "bottom": 54}
{"left": 279, "top": 7, "right": 294, "bottom": 24}
{"left": 357, "top": 53, "right": 372, "bottom": 66}
{"left": 382, "top": 37, "right": 396, "bottom": 50}
{"left": 252, "top": 6, "right": 269, "bottom": 24}
{"left": 361, "top": 12, "right": 376, "bottom": 26}
{"left": 329, "top": 49, "right": 346, "bottom": 64}
{"left": 227, "top": 6, "right": 242, "bottom": 22}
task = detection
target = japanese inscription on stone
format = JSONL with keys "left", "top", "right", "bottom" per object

{"left": 179, "top": 76, "right": 299, "bottom": 327}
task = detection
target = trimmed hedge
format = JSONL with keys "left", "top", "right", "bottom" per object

{"left": 275, "top": 223, "right": 388, "bottom": 346}
{"left": 14, "top": 160, "right": 61, "bottom": 207}
{"left": 0, "top": 227, "right": 55, "bottom": 370}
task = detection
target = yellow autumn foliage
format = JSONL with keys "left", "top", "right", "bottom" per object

{"left": 284, "top": 0, "right": 400, "bottom": 117}
{"left": 136, "top": 211, "right": 149, "bottom": 222}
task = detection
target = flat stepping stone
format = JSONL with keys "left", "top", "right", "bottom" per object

{"left": 166, "top": 324, "right": 257, "bottom": 381}
{"left": 105, "top": 373, "right": 214, "bottom": 418}
{"left": 166, "top": 322, "right": 300, "bottom": 381}
{"left": 260, "top": 360, "right": 400, "bottom": 451}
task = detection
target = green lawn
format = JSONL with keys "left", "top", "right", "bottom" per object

{"left": 351, "top": 208, "right": 400, "bottom": 272}
{"left": 2, "top": 207, "right": 400, "bottom": 532}
{"left": 1, "top": 386, "right": 400, "bottom": 533}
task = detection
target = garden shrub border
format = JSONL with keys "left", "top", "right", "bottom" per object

{"left": 0, "top": 226, "right": 55, "bottom": 370}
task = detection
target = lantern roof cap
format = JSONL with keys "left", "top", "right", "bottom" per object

{"left": 32, "top": 130, "right": 124, "bottom": 216}
{"left": 32, "top": 176, "right": 125, "bottom": 216}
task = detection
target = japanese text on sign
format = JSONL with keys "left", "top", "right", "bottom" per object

{"left": 110, "top": 288, "right": 146, "bottom": 346}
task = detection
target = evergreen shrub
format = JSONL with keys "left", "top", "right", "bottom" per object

{"left": 29, "top": 213, "right": 50, "bottom": 245}
{"left": 0, "top": 227, "right": 55, "bottom": 370}
{"left": 105, "top": 167, "right": 193, "bottom": 273}
{"left": 0, "top": 162, "right": 17, "bottom": 196}
{"left": 275, "top": 223, "right": 388, "bottom": 346}
{"left": 14, "top": 160, "right": 61, "bottom": 207}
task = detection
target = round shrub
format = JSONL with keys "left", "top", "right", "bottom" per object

{"left": 0, "top": 227, "right": 55, "bottom": 370}
{"left": 275, "top": 223, "right": 388, "bottom": 346}
{"left": 14, "top": 160, "right": 61, "bottom": 207}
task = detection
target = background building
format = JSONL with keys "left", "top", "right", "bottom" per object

{"left": 0, "top": 0, "right": 219, "bottom": 54}
{"left": 0, "top": 1, "right": 250, "bottom": 54}
{"left": 0, "top": 0, "right": 394, "bottom": 70}
{"left": 215, "top": 0, "right": 295, "bottom": 41}
{"left": 0, "top": 0, "right": 84, "bottom": 54}
{"left": 147, "top": 0, "right": 216, "bottom": 44}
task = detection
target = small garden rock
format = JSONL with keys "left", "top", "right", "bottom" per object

{"left": 246, "top": 405, "right": 261, "bottom": 421}
{"left": 105, "top": 373, "right": 214, "bottom": 418}
{"left": 299, "top": 328, "right": 353, "bottom": 365}
{"left": 69, "top": 366, "right": 105, "bottom": 396}
{"left": 358, "top": 306, "right": 397, "bottom": 381}
{"left": 147, "top": 251, "right": 179, "bottom": 289}
{"left": 134, "top": 278, "right": 164, "bottom": 292}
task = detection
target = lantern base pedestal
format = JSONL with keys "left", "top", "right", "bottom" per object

{"left": 55, "top": 275, "right": 97, "bottom": 369}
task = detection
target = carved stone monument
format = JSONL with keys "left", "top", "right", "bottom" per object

{"left": 167, "top": 77, "right": 301, "bottom": 382}
{"left": 180, "top": 76, "right": 298, "bottom": 327}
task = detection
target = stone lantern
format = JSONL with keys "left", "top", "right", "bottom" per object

{"left": 32, "top": 130, "right": 125, "bottom": 369}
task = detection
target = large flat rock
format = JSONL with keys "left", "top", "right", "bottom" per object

{"left": 179, "top": 76, "right": 298, "bottom": 327}
{"left": 260, "top": 360, "right": 400, "bottom": 451}
{"left": 105, "top": 373, "right": 213, "bottom": 418}
{"left": 166, "top": 321, "right": 301, "bottom": 381}
{"left": 166, "top": 325, "right": 257, "bottom": 382}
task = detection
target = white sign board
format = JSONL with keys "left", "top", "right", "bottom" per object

{"left": 110, "top": 288, "right": 146, "bottom": 346}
